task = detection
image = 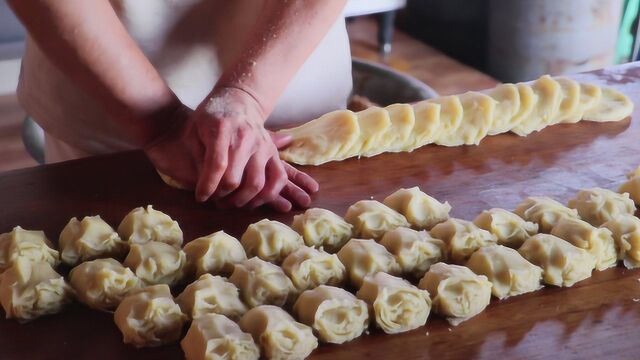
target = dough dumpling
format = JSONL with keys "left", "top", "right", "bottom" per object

{"left": 567, "top": 188, "right": 636, "bottom": 226}
{"left": 550, "top": 217, "right": 617, "bottom": 270}
{"left": 466, "top": 245, "right": 543, "bottom": 299}
{"left": 518, "top": 234, "right": 595, "bottom": 287}
{"left": 344, "top": 200, "right": 410, "bottom": 240}
{"left": 473, "top": 208, "right": 538, "bottom": 248}
{"left": 418, "top": 262, "right": 491, "bottom": 326}
{"left": 619, "top": 176, "right": 640, "bottom": 205}
{"left": 124, "top": 242, "right": 186, "bottom": 286}
{"left": 181, "top": 313, "right": 260, "bottom": 360}
{"left": 114, "top": 284, "right": 187, "bottom": 347}
{"left": 0, "top": 226, "right": 60, "bottom": 272}
{"left": 183, "top": 231, "right": 247, "bottom": 277}
{"left": 357, "top": 272, "right": 431, "bottom": 334}
{"left": 379, "top": 227, "right": 445, "bottom": 279}
{"left": 383, "top": 187, "right": 451, "bottom": 229}
{"left": 69, "top": 258, "right": 140, "bottom": 310}
{"left": 511, "top": 75, "right": 562, "bottom": 136}
{"left": 336, "top": 239, "right": 401, "bottom": 288}
{"left": 602, "top": 214, "right": 640, "bottom": 269}
{"left": 293, "top": 285, "right": 368, "bottom": 344}
{"left": 437, "top": 91, "right": 495, "bottom": 146}
{"left": 239, "top": 305, "right": 318, "bottom": 360}
{"left": 240, "top": 219, "right": 304, "bottom": 264}
{"left": 281, "top": 247, "right": 346, "bottom": 293}
{"left": 229, "top": 257, "right": 294, "bottom": 308}
{"left": 59, "top": 216, "right": 128, "bottom": 266}
{"left": 0, "top": 258, "right": 73, "bottom": 321}
{"left": 117, "top": 205, "right": 183, "bottom": 248}
{"left": 513, "top": 196, "right": 580, "bottom": 233}
{"left": 291, "top": 208, "right": 353, "bottom": 252}
{"left": 430, "top": 218, "right": 497, "bottom": 264}
{"left": 176, "top": 274, "right": 247, "bottom": 321}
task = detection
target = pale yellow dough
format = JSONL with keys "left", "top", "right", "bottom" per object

{"left": 466, "top": 245, "right": 543, "bottom": 299}
{"left": 356, "top": 272, "right": 431, "bottom": 334}
{"left": 59, "top": 215, "right": 128, "bottom": 266}
{"left": 0, "top": 258, "right": 73, "bottom": 321}
{"left": 69, "top": 258, "right": 140, "bottom": 310}
{"left": 279, "top": 75, "right": 633, "bottom": 165}
{"left": 229, "top": 257, "right": 294, "bottom": 308}
{"left": 626, "top": 166, "right": 640, "bottom": 179}
{"left": 281, "top": 247, "right": 346, "bottom": 293}
{"left": 114, "top": 284, "right": 187, "bottom": 348}
{"left": 382, "top": 187, "right": 451, "bottom": 229}
{"left": 513, "top": 196, "right": 580, "bottom": 233}
{"left": 550, "top": 217, "right": 617, "bottom": 270}
{"left": 619, "top": 176, "right": 640, "bottom": 205}
{"left": 124, "top": 242, "right": 186, "bottom": 286}
{"left": 183, "top": 231, "right": 247, "bottom": 277}
{"left": 240, "top": 219, "right": 304, "bottom": 264}
{"left": 602, "top": 214, "right": 640, "bottom": 268}
{"left": 117, "top": 205, "right": 183, "bottom": 248}
{"left": 518, "top": 234, "right": 595, "bottom": 287}
{"left": 473, "top": 208, "right": 539, "bottom": 248}
{"left": 336, "top": 239, "right": 401, "bottom": 288}
{"left": 418, "top": 262, "right": 491, "bottom": 326}
{"left": 176, "top": 274, "right": 247, "bottom": 321}
{"left": 0, "top": 226, "right": 59, "bottom": 272}
{"left": 344, "top": 200, "right": 409, "bottom": 241}
{"left": 239, "top": 305, "right": 318, "bottom": 360}
{"left": 293, "top": 285, "right": 369, "bottom": 344}
{"left": 379, "top": 227, "right": 445, "bottom": 279}
{"left": 567, "top": 188, "right": 636, "bottom": 226}
{"left": 430, "top": 218, "right": 497, "bottom": 264}
{"left": 291, "top": 208, "right": 353, "bottom": 253}
{"left": 181, "top": 313, "right": 260, "bottom": 360}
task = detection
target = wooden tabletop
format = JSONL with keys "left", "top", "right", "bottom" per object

{"left": 1, "top": 63, "right": 640, "bottom": 359}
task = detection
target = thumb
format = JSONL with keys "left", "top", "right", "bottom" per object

{"left": 269, "top": 131, "right": 292, "bottom": 149}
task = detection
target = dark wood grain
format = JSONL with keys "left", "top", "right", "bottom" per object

{"left": 1, "top": 63, "right": 640, "bottom": 360}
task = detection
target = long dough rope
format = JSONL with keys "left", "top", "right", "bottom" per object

{"left": 278, "top": 75, "right": 634, "bottom": 166}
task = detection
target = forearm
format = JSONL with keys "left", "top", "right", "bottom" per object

{"left": 214, "top": 0, "right": 348, "bottom": 119}
{"left": 8, "top": 0, "right": 177, "bottom": 145}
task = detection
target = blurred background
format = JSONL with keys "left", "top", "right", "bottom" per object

{"left": 0, "top": 0, "right": 638, "bottom": 172}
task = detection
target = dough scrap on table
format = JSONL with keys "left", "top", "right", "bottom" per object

{"left": 123, "top": 241, "right": 186, "bottom": 286}
{"left": 291, "top": 208, "right": 353, "bottom": 253}
{"left": 117, "top": 205, "right": 183, "bottom": 248}
{"left": 473, "top": 208, "right": 539, "bottom": 249}
{"left": 181, "top": 313, "right": 259, "bottom": 360}
{"left": 69, "top": 258, "right": 140, "bottom": 310}
{"left": 513, "top": 196, "right": 580, "bottom": 233}
{"left": 602, "top": 214, "right": 640, "bottom": 269}
{"left": 59, "top": 215, "right": 128, "bottom": 266}
{"left": 239, "top": 305, "right": 318, "bottom": 360}
{"left": 550, "top": 217, "right": 617, "bottom": 270}
{"left": 382, "top": 187, "right": 451, "bottom": 230}
{"left": 418, "top": 262, "right": 491, "bottom": 326}
{"left": 114, "top": 284, "right": 187, "bottom": 348}
{"left": 379, "top": 227, "right": 445, "bottom": 279}
{"left": 336, "top": 238, "right": 401, "bottom": 288}
{"left": 567, "top": 188, "right": 636, "bottom": 227}
{"left": 344, "top": 200, "right": 410, "bottom": 241}
{"left": 183, "top": 230, "right": 247, "bottom": 277}
{"left": 357, "top": 272, "right": 432, "bottom": 334}
{"left": 281, "top": 246, "right": 346, "bottom": 294}
{"left": 0, "top": 258, "right": 73, "bottom": 321}
{"left": 466, "top": 244, "right": 543, "bottom": 299}
{"left": 430, "top": 218, "right": 497, "bottom": 264}
{"left": 240, "top": 219, "right": 304, "bottom": 264}
{"left": 0, "top": 226, "right": 60, "bottom": 272}
{"left": 518, "top": 234, "right": 596, "bottom": 287}
{"left": 229, "top": 257, "right": 294, "bottom": 308}
{"left": 278, "top": 75, "right": 633, "bottom": 165}
{"left": 176, "top": 273, "right": 247, "bottom": 321}
{"left": 293, "top": 285, "right": 369, "bottom": 344}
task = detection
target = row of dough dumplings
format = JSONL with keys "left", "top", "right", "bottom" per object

{"left": 1, "top": 168, "right": 639, "bottom": 359}
{"left": 278, "top": 75, "right": 634, "bottom": 165}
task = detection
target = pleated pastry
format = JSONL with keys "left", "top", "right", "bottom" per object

{"left": 59, "top": 215, "right": 128, "bottom": 266}
{"left": 513, "top": 196, "right": 580, "bottom": 233}
{"left": 69, "top": 258, "right": 140, "bottom": 310}
{"left": 473, "top": 208, "right": 538, "bottom": 248}
{"left": 383, "top": 187, "right": 451, "bottom": 230}
{"left": 117, "top": 205, "right": 183, "bottom": 248}
{"left": 240, "top": 219, "right": 304, "bottom": 264}
{"left": 550, "top": 217, "right": 617, "bottom": 270}
{"left": 176, "top": 274, "right": 247, "bottom": 321}
{"left": 183, "top": 231, "right": 247, "bottom": 277}
{"left": 229, "top": 257, "right": 294, "bottom": 308}
{"left": 602, "top": 214, "right": 640, "bottom": 268}
{"left": 336, "top": 239, "right": 401, "bottom": 288}
{"left": 379, "top": 227, "right": 445, "bottom": 279}
{"left": 281, "top": 247, "right": 346, "bottom": 293}
{"left": 430, "top": 218, "right": 497, "bottom": 264}
{"left": 344, "top": 200, "right": 410, "bottom": 241}
{"left": 181, "top": 313, "right": 259, "bottom": 360}
{"left": 0, "top": 226, "right": 59, "bottom": 272}
{"left": 567, "top": 188, "right": 635, "bottom": 226}
{"left": 291, "top": 208, "right": 352, "bottom": 253}
{"left": 123, "top": 242, "right": 186, "bottom": 286}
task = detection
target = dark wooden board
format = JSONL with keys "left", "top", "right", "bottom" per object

{"left": 1, "top": 63, "right": 640, "bottom": 359}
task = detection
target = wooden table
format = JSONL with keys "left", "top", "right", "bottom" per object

{"left": 1, "top": 63, "right": 640, "bottom": 359}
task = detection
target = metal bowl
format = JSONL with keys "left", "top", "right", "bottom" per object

{"left": 351, "top": 58, "right": 438, "bottom": 105}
